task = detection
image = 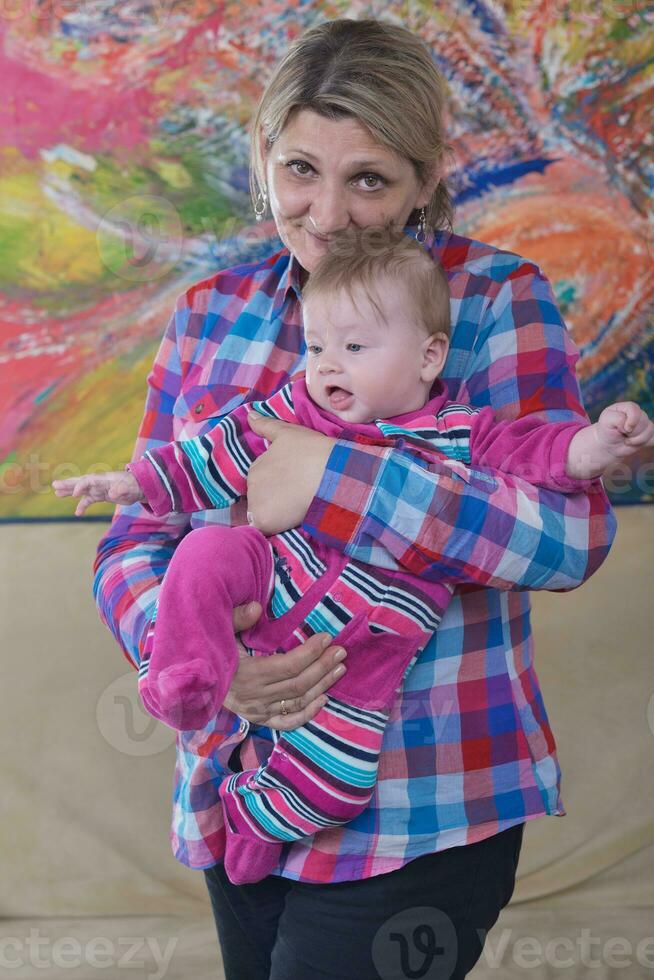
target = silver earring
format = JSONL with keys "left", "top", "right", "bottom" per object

{"left": 415, "top": 206, "right": 426, "bottom": 243}
{"left": 254, "top": 189, "right": 267, "bottom": 222}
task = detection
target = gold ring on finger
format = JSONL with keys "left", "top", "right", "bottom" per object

{"left": 280, "top": 699, "right": 289, "bottom": 716}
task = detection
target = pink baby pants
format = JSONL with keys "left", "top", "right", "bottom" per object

{"left": 138, "top": 525, "right": 423, "bottom": 885}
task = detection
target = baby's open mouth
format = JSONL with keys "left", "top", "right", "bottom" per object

{"left": 326, "top": 386, "right": 354, "bottom": 408}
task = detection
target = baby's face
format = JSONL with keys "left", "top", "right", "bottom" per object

{"left": 303, "top": 277, "right": 443, "bottom": 424}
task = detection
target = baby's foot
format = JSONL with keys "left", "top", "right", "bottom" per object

{"left": 219, "top": 774, "right": 283, "bottom": 884}
{"left": 223, "top": 833, "right": 282, "bottom": 885}
{"left": 141, "top": 658, "right": 220, "bottom": 730}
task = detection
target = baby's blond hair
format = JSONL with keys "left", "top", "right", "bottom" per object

{"left": 302, "top": 226, "right": 451, "bottom": 337}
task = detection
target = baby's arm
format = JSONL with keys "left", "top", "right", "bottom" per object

{"left": 52, "top": 408, "right": 259, "bottom": 518}
{"left": 467, "top": 399, "right": 653, "bottom": 492}
{"left": 566, "top": 401, "right": 654, "bottom": 479}
{"left": 52, "top": 471, "right": 144, "bottom": 517}
{"left": 53, "top": 383, "right": 299, "bottom": 517}
{"left": 130, "top": 383, "right": 298, "bottom": 516}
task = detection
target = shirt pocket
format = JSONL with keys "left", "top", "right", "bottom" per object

{"left": 173, "top": 383, "right": 250, "bottom": 440}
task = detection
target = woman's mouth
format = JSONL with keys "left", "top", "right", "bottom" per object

{"left": 306, "top": 228, "right": 330, "bottom": 244}
{"left": 326, "top": 386, "right": 354, "bottom": 410}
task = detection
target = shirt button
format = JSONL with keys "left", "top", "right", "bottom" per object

{"left": 239, "top": 720, "right": 248, "bottom": 733}
{"left": 194, "top": 402, "right": 204, "bottom": 415}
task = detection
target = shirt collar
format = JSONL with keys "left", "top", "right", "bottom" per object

{"left": 286, "top": 249, "right": 305, "bottom": 298}
{"left": 272, "top": 248, "right": 304, "bottom": 316}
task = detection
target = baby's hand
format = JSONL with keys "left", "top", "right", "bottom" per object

{"left": 597, "top": 402, "right": 654, "bottom": 457}
{"left": 51, "top": 471, "right": 144, "bottom": 517}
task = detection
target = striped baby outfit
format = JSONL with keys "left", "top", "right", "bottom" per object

{"left": 128, "top": 374, "right": 589, "bottom": 882}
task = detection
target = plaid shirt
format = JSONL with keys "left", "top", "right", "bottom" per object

{"left": 93, "top": 229, "right": 616, "bottom": 881}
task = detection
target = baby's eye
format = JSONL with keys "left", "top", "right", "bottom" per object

{"left": 347, "top": 343, "right": 364, "bottom": 352}
{"left": 307, "top": 344, "right": 322, "bottom": 355}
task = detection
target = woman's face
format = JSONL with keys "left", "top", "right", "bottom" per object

{"left": 262, "top": 109, "right": 437, "bottom": 275}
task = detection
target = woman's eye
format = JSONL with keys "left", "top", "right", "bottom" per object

{"left": 356, "top": 172, "right": 385, "bottom": 190}
{"left": 287, "top": 162, "right": 384, "bottom": 189}
{"left": 288, "top": 160, "right": 313, "bottom": 176}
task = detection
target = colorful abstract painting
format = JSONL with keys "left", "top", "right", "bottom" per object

{"left": 1, "top": 0, "right": 652, "bottom": 519}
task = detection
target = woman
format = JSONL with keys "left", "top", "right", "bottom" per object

{"left": 93, "top": 18, "right": 616, "bottom": 980}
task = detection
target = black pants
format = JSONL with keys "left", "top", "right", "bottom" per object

{"left": 203, "top": 821, "right": 524, "bottom": 980}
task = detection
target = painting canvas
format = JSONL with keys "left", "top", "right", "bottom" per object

{"left": 1, "top": 0, "right": 652, "bottom": 520}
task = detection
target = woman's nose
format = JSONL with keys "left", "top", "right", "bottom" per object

{"left": 308, "top": 186, "right": 350, "bottom": 235}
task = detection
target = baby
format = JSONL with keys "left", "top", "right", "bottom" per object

{"left": 53, "top": 228, "right": 654, "bottom": 885}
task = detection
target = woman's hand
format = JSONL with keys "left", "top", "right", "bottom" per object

{"left": 223, "top": 601, "right": 347, "bottom": 730}
{"left": 245, "top": 412, "right": 336, "bottom": 534}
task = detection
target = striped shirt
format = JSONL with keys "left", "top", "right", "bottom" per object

{"left": 93, "top": 228, "right": 616, "bottom": 881}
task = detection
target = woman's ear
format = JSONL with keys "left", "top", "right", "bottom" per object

{"left": 420, "top": 331, "right": 449, "bottom": 383}
{"left": 257, "top": 129, "right": 272, "bottom": 189}
{"left": 417, "top": 164, "right": 442, "bottom": 210}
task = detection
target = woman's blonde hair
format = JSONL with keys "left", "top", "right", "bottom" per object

{"left": 249, "top": 18, "right": 454, "bottom": 234}
{"left": 302, "top": 226, "right": 451, "bottom": 337}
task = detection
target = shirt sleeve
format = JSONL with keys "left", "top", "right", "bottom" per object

{"left": 302, "top": 266, "right": 617, "bottom": 592}
{"left": 92, "top": 300, "right": 196, "bottom": 671}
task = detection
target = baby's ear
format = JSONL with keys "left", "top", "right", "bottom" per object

{"left": 421, "top": 331, "right": 449, "bottom": 382}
